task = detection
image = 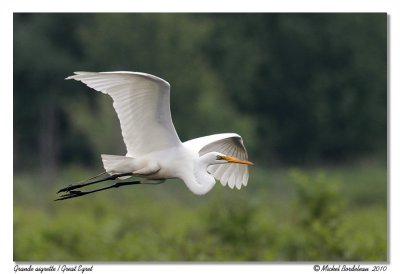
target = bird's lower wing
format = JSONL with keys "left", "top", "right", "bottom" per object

{"left": 183, "top": 133, "right": 249, "bottom": 189}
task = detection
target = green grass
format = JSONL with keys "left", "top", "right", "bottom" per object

{"left": 13, "top": 161, "right": 387, "bottom": 261}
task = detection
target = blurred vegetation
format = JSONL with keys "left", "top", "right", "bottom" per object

{"left": 13, "top": 13, "right": 387, "bottom": 261}
{"left": 14, "top": 162, "right": 386, "bottom": 261}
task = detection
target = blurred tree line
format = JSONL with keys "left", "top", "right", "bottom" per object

{"left": 13, "top": 13, "right": 386, "bottom": 183}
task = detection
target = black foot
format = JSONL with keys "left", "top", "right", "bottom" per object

{"left": 54, "top": 190, "right": 86, "bottom": 201}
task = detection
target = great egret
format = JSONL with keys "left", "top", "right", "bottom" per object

{"left": 56, "top": 71, "right": 253, "bottom": 200}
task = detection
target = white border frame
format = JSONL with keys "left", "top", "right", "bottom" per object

{"left": 3, "top": 1, "right": 398, "bottom": 273}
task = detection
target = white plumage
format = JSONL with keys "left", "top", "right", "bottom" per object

{"left": 65, "top": 71, "right": 253, "bottom": 196}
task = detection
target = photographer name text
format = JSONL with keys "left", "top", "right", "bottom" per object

{"left": 314, "top": 265, "right": 387, "bottom": 272}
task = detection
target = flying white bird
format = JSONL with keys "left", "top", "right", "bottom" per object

{"left": 56, "top": 71, "right": 253, "bottom": 200}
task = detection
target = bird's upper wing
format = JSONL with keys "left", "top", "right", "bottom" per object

{"left": 184, "top": 133, "right": 250, "bottom": 189}
{"left": 66, "top": 71, "right": 181, "bottom": 157}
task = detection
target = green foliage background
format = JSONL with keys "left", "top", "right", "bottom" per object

{"left": 13, "top": 13, "right": 387, "bottom": 261}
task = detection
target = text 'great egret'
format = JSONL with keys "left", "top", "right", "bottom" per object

{"left": 56, "top": 72, "right": 253, "bottom": 200}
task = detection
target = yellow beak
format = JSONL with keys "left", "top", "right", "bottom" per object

{"left": 221, "top": 155, "right": 254, "bottom": 165}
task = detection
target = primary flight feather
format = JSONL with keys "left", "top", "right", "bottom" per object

{"left": 57, "top": 71, "right": 253, "bottom": 200}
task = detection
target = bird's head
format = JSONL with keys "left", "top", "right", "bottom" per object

{"left": 203, "top": 152, "right": 254, "bottom": 166}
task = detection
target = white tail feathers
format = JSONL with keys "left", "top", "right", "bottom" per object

{"left": 101, "top": 154, "right": 136, "bottom": 179}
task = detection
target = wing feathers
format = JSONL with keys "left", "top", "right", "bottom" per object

{"left": 184, "top": 133, "right": 250, "bottom": 189}
{"left": 67, "top": 71, "right": 181, "bottom": 157}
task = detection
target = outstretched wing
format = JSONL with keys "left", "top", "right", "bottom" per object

{"left": 184, "top": 133, "right": 250, "bottom": 189}
{"left": 67, "top": 71, "right": 181, "bottom": 157}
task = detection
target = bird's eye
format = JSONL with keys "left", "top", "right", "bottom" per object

{"left": 216, "top": 155, "right": 223, "bottom": 160}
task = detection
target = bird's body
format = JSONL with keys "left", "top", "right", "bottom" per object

{"left": 57, "top": 71, "right": 253, "bottom": 199}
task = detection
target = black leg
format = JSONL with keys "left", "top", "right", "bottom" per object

{"left": 55, "top": 180, "right": 141, "bottom": 201}
{"left": 56, "top": 172, "right": 134, "bottom": 194}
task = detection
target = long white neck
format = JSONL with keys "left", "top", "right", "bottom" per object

{"left": 182, "top": 155, "right": 216, "bottom": 195}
